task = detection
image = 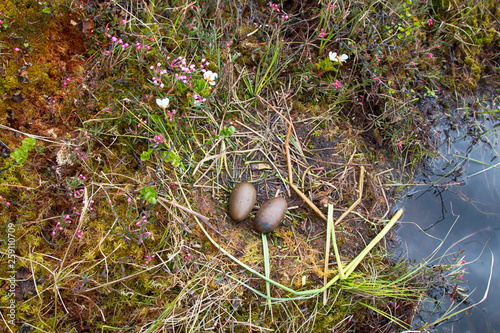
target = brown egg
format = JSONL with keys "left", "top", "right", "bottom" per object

{"left": 254, "top": 197, "right": 287, "bottom": 233}
{"left": 228, "top": 182, "right": 257, "bottom": 221}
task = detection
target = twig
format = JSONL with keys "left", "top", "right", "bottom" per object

{"left": 285, "top": 124, "right": 293, "bottom": 185}
{"left": 285, "top": 122, "right": 327, "bottom": 222}
{"left": 157, "top": 196, "right": 244, "bottom": 255}
{"left": 334, "top": 167, "right": 365, "bottom": 226}
{"left": 290, "top": 183, "right": 328, "bottom": 222}
{"left": 257, "top": 95, "right": 292, "bottom": 126}
{"left": 158, "top": 196, "right": 210, "bottom": 222}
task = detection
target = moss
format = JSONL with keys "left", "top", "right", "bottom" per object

{"left": 471, "top": 63, "right": 481, "bottom": 81}
{"left": 0, "top": 0, "right": 494, "bottom": 330}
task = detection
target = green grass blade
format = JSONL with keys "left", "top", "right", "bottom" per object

{"left": 262, "top": 233, "right": 273, "bottom": 318}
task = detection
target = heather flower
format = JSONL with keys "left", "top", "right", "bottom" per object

{"left": 329, "top": 52, "right": 348, "bottom": 63}
{"left": 139, "top": 232, "right": 151, "bottom": 243}
{"left": 166, "top": 110, "right": 176, "bottom": 122}
{"left": 203, "top": 71, "right": 218, "bottom": 86}
{"left": 156, "top": 97, "right": 170, "bottom": 109}
{"left": 428, "top": 19, "right": 433, "bottom": 26}
{"left": 145, "top": 254, "right": 156, "bottom": 265}
{"left": 193, "top": 94, "right": 206, "bottom": 105}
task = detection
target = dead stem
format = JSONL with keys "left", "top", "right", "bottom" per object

{"left": 290, "top": 183, "right": 328, "bottom": 222}
{"left": 157, "top": 197, "right": 245, "bottom": 255}
{"left": 286, "top": 123, "right": 293, "bottom": 185}
{"left": 158, "top": 196, "right": 210, "bottom": 222}
{"left": 324, "top": 166, "right": 365, "bottom": 303}
{"left": 334, "top": 166, "right": 365, "bottom": 226}
{"left": 285, "top": 123, "right": 328, "bottom": 222}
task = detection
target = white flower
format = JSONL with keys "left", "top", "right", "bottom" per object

{"left": 329, "top": 51, "right": 348, "bottom": 63}
{"left": 203, "top": 71, "right": 218, "bottom": 86}
{"left": 156, "top": 97, "right": 170, "bottom": 109}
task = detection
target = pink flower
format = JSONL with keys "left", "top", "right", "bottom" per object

{"left": 428, "top": 53, "right": 433, "bottom": 58}
{"left": 461, "top": 260, "right": 466, "bottom": 264}
{"left": 318, "top": 28, "right": 326, "bottom": 38}
{"left": 145, "top": 254, "right": 156, "bottom": 265}
{"left": 410, "top": 61, "right": 416, "bottom": 66}
{"left": 397, "top": 141, "right": 402, "bottom": 148}
{"left": 334, "top": 79, "right": 341, "bottom": 89}
{"left": 458, "top": 273, "right": 463, "bottom": 280}
{"left": 428, "top": 19, "right": 433, "bottom": 26}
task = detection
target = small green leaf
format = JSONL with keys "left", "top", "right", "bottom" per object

{"left": 140, "top": 186, "right": 157, "bottom": 204}
{"left": 221, "top": 126, "right": 235, "bottom": 138}
{"left": 22, "top": 137, "right": 36, "bottom": 150}
{"left": 141, "top": 148, "right": 153, "bottom": 161}
{"left": 10, "top": 137, "right": 36, "bottom": 165}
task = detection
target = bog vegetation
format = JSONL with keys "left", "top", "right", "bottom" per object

{"left": 0, "top": 0, "right": 498, "bottom": 331}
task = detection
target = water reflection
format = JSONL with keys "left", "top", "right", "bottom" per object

{"left": 395, "top": 116, "right": 500, "bottom": 332}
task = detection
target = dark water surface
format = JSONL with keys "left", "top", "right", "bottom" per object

{"left": 395, "top": 109, "right": 500, "bottom": 332}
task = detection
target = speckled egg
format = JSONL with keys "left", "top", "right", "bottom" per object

{"left": 254, "top": 197, "right": 287, "bottom": 233}
{"left": 228, "top": 182, "right": 257, "bottom": 222}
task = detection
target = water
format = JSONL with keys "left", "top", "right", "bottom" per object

{"left": 395, "top": 102, "right": 500, "bottom": 332}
